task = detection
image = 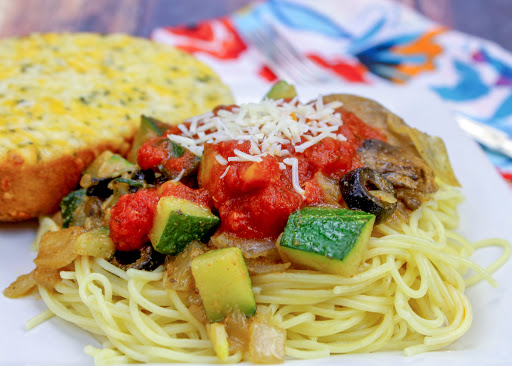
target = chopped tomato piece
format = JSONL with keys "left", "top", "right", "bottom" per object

{"left": 137, "top": 137, "right": 167, "bottom": 169}
{"left": 109, "top": 189, "right": 160, "bottom": 251}
{"left": 158, "top": 181, "right": 211, "bottom": 208}
{"left": 137, "top": 136, "right": 200, "bottom": 179}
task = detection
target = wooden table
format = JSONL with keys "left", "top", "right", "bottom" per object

{"left": 0, "top": 0, "right": 511, "bottom": 52}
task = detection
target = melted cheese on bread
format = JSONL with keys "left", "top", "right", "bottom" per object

{"left": 0, "top": 33, "right": 233, "bottom": 165}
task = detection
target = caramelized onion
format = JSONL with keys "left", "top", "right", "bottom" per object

{"left": 315, "top": 172, "right": 342, "bottom": 205}
{"left": 188, "top": 303, "right": 208, "bottom": 324}
{"left": 34, "top": 227, "right": 85, "bottom": 270}
{"left": 248, "top": 322, "right": 286, "bottom": 364}
{"left": 210, "top": 232, "right": 279, "bottom": 260}
{"left": 224, "top": 308, "right": 250, "bottom": 353}
{"left": 33, "top": 267, "right": 62, "bottom": 289}
{"left": 3, "top": 272, "right": 38, "bottom": 298}
{"left": 245, "top": 257, "right": 291, "bottom": 275}
{"left": 163, "top": 241, "right": 207, "bottom": 291}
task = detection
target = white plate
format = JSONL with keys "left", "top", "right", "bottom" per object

{"left": 1, "top": 83, "right": 511, "bottom": 366}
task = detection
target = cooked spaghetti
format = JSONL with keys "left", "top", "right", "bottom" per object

{"left": 25, "top": 183, "right": 510, "bottom": 364}
{"left": 5, "top": 88, "right": 511, "bottom": 364}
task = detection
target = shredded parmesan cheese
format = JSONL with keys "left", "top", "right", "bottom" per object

{"left": 171, "top": 169, "right": 186, "bottom": 182}
{"left": 219, "top": 166, "right": 230, "bottom": 179}
{"left": 283, "top": 157, "right": 306, "bottom": 197}
{"left": 177, "top": 97, "right": 344, "bottom": 157}
{"left": 215, "top": 154, "right": 228, "bottom": 166}
{"left": 174, "top": 97, "right": 344, "bottom": 195}
{"left": 229, "top": 149, "right": 264, "bottom": 163}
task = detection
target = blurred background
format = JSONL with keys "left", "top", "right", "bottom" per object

{"left": 0, "top": 0, "right": 510, "bottom": 52}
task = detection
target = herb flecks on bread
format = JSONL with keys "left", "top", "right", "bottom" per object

{"left": 0, "top": 33, "right": 234, "bottom": 221}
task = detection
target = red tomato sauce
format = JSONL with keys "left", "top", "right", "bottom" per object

{"left": 198, "top": 107, "right": 385, "bottom": 240}
{"left": 109, "top": 182, "right": 211, "bottom": 251}
{"left": 109, "top": 189, "right": 160, "bottom": 251}
{"left": 109, "top": 105, "right": 385, "bottom": 248}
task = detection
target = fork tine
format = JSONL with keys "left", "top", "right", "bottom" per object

{"left": 250, "top": 27, "right": 313, "bottom": 83}
{"left": 264, "top": 24, "right": 331, "bottom": 83}
{"left": 240, "top": 18, "right": 333, "bottom": 85}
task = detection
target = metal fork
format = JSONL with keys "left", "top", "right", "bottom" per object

{"left": 239, "top": 19, "right": 334, "bottom": 85}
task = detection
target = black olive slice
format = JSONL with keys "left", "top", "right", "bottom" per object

{"left": 340, "top": 167, "right": 397, "bottom": 224}
{"left": 110, "top": 244, "right": 166, "bottom": 271}
{"left": 131, "top": 169, "right": 147, "bottom": 182}
{"left": 86, "top": 178, "right": 114, "bottom": 199}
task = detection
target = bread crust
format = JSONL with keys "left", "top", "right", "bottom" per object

{"left": 0, "top": 140, "right": 130, "bottom": 222}
{"left": 0, "top": 33, "right": 234, "bottom": 222}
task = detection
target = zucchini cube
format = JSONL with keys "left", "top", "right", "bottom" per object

{"left": 278, "top": 207, "right": 375, "bottom": 277}
{"left": 149, "top": 196, "right": 219, "bottom": 255}
{"left": 191, "top": 247, "right": 256, "bottom": 322}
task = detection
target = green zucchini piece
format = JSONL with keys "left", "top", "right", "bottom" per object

{"left": 85, "top": 151, "right": 135, "bottom": 179}
{"left": 278, "top": 207, "right": 375, "bottom": 277}
{"left": 127, "top": 115, "right": 170, "bottom": 163}
{"left": 298, "top": 206, "right": 369, "bottom": 217}
{"left": 73, "top": 227, "right": 116, "bottom": 260}
{"left": 169, "top": 140, "right": 186, "bottom": 158}
{"left": 191, "top": 247, "right": 256, "bottom": 322}
{"left": 149, "top": 196, "right": 219, "bottom": 255}
{"left": 265, "top": 80, "right": 297, "bottom": 100}
{"left": 60, "top": 188, "right": 86, "bottom": 228}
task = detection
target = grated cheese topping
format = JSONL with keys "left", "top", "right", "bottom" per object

{"left": 171, "top": 169, "right": 186, "bottom": 182}
{"left": 170, "top": 96, "right": 344, "bottom": 196}
{"left": 0, "top": 33, "right": 234, "bottom": 164}
{"left": 283, "top": 157, "right": 306, "bottom": 197}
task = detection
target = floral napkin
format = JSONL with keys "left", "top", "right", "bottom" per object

{"left": 151, "top": 0, "right": 512, "bottom": 185}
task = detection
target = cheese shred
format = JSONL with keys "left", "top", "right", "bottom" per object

{"left": 173, "top": 98, "right": 344, "bottom": 195}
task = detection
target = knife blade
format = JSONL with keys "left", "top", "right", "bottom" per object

{"left": 456, "top": 115, "right": 512, "bottom": 160}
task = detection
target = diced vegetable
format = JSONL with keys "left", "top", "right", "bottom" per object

{"left": 209, "top": 232, "right": 279, "bottom": 259}
{"left": 191, "top": 247, "right": 256, "bottom": 322}
{"left": 85, "top": 151, "right": 135, "bottom": 179}
{"left": 197, "top": 143, "right": 219, "bottom": 190}
{"left": 149, "top": 196, "right": 219, "bottom": 255}
{"left": 3, "top": 272, "right": 38, "bottom": 299}
{"left": 33, "top": 267, "right": 62, "bottom": 289}
{"left": 137, "top": 137, "right": 201, "bottom": 180}
{"left": 80, "top": 152, "right": 137, "bottom": 200}
{"left": 207, "top": 323, "right": 230, "bottom": 361}
{"left": 157, "top": 181, "right": 211, "bottom": 208}
{"left": 127, "top": 115, "right": 170, "bottom": 163}
{"left": 60, "top": 188, "right": 86, "bottom": 228}
{"left": 278, "top": 207, "right": 375, "bottom": 277}
{"left": 158, "top": 140, "right": 201, "bottom": 180}
{"left": 223, "top": 307, "right": 250, "bottom": 352}
{"left": 248, "top": 322, "right": 286, "bottom": 364}
{"left": 109, "top": 189, "right": 161, "bottom": 252}
{"left": 85, "top": 179, "right": 114, "bottom": 199}
{"left": 265, "top": 80, "right": 297, "bottom": 100}
{"left": 73, "top": 227, "right": 116, "bottom": 259}
{"left": 163, "top": 241, "right": 207, "bottom": 291}
{"left": 315, "top": 172, "right": 342, "bottom": 205}
{"left": 34, "top": 227, "right": 86, "bottom": 270}
{"left": 340, "top": 167, "right": 397, "bottom": 224}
